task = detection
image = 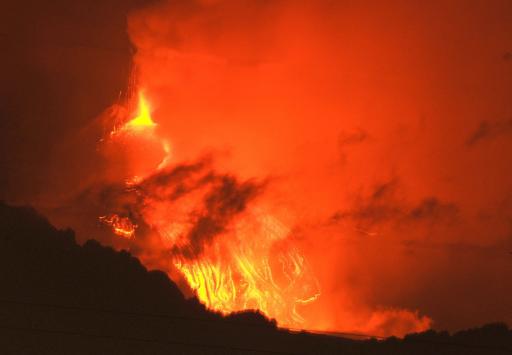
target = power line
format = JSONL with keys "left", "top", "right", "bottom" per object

{"left": 295, "top": 328, "right": 512, "bottom": 353}
{"left": 0, "top": 299, "right": 275, "bottom": 329}
{"left": 0, "top": 324, "right": 297, "bottom": 355}
{"left": 289, "top": 328, "right": 385, "bottom": 340}
{"left": 1, "top": 299, "right": 511, "bottom": 352}
{"left": 0, "top": 299, "right": 383, "bottom": 340}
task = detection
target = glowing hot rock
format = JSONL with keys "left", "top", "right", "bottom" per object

{"left": 99, "top": 214, "right": 137, "bottom": 239}
{"left": 122, "top": 91, "right": 156, "bottom": 131}
{"left": 100, "top": 91, "right": 320, "bottom": 328}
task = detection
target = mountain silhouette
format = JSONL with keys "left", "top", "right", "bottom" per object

{"left": 0, "top": 201, "right": 510, "bottom": 354}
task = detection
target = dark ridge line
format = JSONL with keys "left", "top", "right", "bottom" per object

{"left": 0, "top": 299, "right": 276, "bottom": 330}
{"left": 2, "top": 299, "right": 511, "bottom": 352}
{"left": 0, "top": 325, "right": 297, "bottom": 355}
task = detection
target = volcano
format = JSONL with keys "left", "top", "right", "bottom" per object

{"left": 2, "top": 0, "right": 512, "bottom": 351}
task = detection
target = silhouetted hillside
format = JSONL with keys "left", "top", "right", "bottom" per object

{"left": 0, "top": 201, "right": 510, "bottom": 354}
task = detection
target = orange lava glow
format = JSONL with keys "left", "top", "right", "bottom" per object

{"left": 123, "top": 91, "right": 156, "bottom": 131}
{"left": 173, "top": 212, "right": 321, "bottom": 325}
{"left": 99, "top": 214, "right": 137, "bottom": 239}
{"left": 94, "top": 1, "right": 451, "bottom": 337}
{"left": 100, "top": 92, "right": 320, "bottom": 327}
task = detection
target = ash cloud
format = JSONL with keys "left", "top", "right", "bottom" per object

{"left": 337, "top": 128, "right": 369, "bottom": 165}
{"left": 338, "top": 129, "right": 369, "bottom": 147}
{"left": 108, "top": 158, "right": 266, "bottom": 259}
{"left": 466, "top": 119, "right": 512, "bottom": 146}
{"left": 330, "top": 180, "right": 459, "bottom": 228}
{"left": 155, "top": 164, "right": 264, "bottom": 259}
{"left": 181, "top": 174, "right": 264, "bottom": 258}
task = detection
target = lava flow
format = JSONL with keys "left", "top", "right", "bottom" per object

{"left": 99, "top": 214, "right": 137, "bottom": 239}
{"left": 100, "top": 91, "right": 320, "bottom": 327}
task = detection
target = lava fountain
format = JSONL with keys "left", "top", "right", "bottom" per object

{"left": 100, "top": 90, "right": 320, "bottom": 327}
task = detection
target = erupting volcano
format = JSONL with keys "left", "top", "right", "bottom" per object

{"left": 68, "top": 0, "right": 441, "bottom": 336}
{"left": 6, "top": 0, "right": 511, "bottom": 343}
{"left": 99, "top": 90, "right": 320, "bottom": 327}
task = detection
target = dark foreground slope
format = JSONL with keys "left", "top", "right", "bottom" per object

{"left": 0, "top": 202, "right": 510, "bottom": 355}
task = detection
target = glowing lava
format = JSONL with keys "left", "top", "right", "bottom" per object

{"left": 99, "top": 214, "right": 137, "bottom": 239}
{"left": 123, "top": 91, "right": 156, "bottom": 131}
{"left": 99, "top": 90, "right": 320, "bottom": 327}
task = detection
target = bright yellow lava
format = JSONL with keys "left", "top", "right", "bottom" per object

{"left": 124, "top": 91, "right": 156, "bottom": 130}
